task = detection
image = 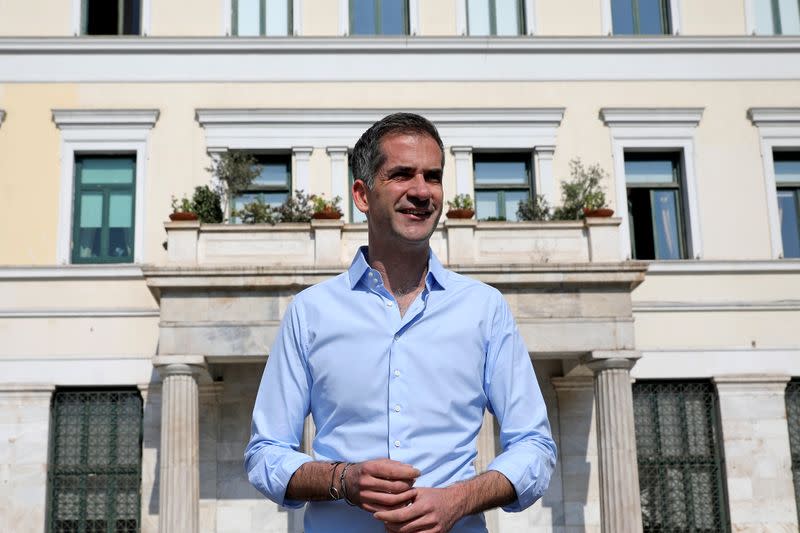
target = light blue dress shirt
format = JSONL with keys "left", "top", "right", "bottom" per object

{"left": 245, "top": 247, "right": 556, "bottom": 533}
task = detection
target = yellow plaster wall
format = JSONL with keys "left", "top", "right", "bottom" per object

{"left": 150, "top": 0, "right": 221, "bottom": 36}
{"left": 0, "top": 85, "right": 80, "bottom": 264}
{"left": 0, "top": 0, "right": 72, "bottom": 36}
{"left": 419, "top": 0, "right": 457, "bottom": 36}
{"left": 681, "top": 0, "right": 746, "bottom": 35}
{"left": 536, "top": 0, "right": 602, "bottom": 35}
{"left": 303, "top": 0, "right": 340, "bottom": 35}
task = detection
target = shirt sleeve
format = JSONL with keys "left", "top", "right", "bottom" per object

{"left": 483, "top": 291, "right": 557, "bottom": 512}
{"left": 244, "top": 298, "right": 315, "bottom": 508}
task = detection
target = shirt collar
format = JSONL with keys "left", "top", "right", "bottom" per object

{"left": 347, "top": 246, "right": 449, "bottom": 291}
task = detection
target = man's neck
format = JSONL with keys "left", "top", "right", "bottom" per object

{"left": 366, "top": 241, "right": 429, "bottom": 302}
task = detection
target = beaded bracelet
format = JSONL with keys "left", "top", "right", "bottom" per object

{"left": 328, "top": 461, "right": 343, "bottom": 500}
{"left": 340, "top": 462, "right": 357, "bottom": 506}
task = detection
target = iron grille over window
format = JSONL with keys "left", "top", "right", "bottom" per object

{"left": 787, "top": 379, "right": 800, "bottom": 524}
{"left": 633, "top": 381, "right": 729, "bottom": 532}
{"left": 48, "top": 389, "right": 143, "bottom": 533}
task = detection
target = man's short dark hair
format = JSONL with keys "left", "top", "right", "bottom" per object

{"left": 350, "top": 113, "right": 445, "bottom": 189}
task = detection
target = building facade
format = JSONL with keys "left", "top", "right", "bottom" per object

{"left": 1, "top": 1, "right": 800, "bottom": 532}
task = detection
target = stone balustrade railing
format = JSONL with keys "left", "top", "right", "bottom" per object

{"left": 165, "top": 217, "right": 622, "bottom": 266}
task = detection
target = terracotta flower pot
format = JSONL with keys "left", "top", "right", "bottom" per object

{"left": 169, "top": 211, "right": 199, "bottom": 221}
{"left": 312, "top": 209, "right": 343, "bottom": 220}
{"left": 446, "top": 208, "right": 475, "bottom": 219}
{"left": 582, "top": 207, "right": 614, "bottom": 218}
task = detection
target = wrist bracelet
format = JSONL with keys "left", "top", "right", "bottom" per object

{"left": 340, "top": 462, "right": 357, "bottom": 506}
{"left": 328, "top": 461, "right": 343, "bottom": 500}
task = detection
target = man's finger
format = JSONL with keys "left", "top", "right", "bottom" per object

{"left": 359, "top": 488, "right": 416, "bottom": 508}
{"left": 363, "top": 459, "right": 421, "bottom": 480}
{"left": 374, "top": 501, "right": 424, "bottom": 524}
{"left": 360, "top": 477, "right": 416, "bottom": 495}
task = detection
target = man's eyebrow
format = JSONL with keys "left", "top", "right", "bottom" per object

{"left": 385, "top": 165, "right": 443, "bottom": 175}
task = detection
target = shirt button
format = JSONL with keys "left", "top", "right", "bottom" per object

{"left": 394, "top": 404, "right": 401, "bottom": 412}
{"left": 394, "top": 370, "right": 401, "bottom": 377}
{"left": 386, "top": 301, "right": 393, "bottom": 307}
{"left": 394, "top": 440, "right": 401, "bottom": 448}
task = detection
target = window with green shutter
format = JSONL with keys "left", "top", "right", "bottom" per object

{"left": 71, "top": 156, "right": 136, "bottom": 264}
{"left": 48, "top": 389, "right": 143, "bottom": 533}
{"left": 633, "top": 381, "right": 730, "bottom": 532}
{"left": 786, "top": 379, "right": 800, "bottom": 525}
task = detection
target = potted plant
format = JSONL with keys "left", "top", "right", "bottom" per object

{"left": 191, "top": 185, "right": 223, "bottom": 223}
{"left": 517, "top": 194, "right": 552, "bottom": 221}
{"left": 311, "top": 194, "right": 343, "bottom": 219}
{"left": 276, "top": 190, "right": 315, "bottom": 222}
{"left": 230, "top": 197, "right": 280, "bottom": 224}
{"left": 169, "top": 194, "right": 198, "bottom": 221}
{"left": 446, "top": 194, "right": 475, "bottom": 219}
{"left": 552, "top": 158, "right": 614, "bottom": 220}
{"left": 206, "top": 151, "right": 261, "bottom": 220}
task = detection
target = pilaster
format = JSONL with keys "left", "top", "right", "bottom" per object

{"left": 154, "top": 356, "right": 209, "bottom": 533}
{"left": 714, "top": 375, "right": 798, "bottom": 531}
{"left": 292, "top": 146, "right": 313, "bottom": 193}
{"left": 326, "top": 146, "right": 349, "bottom": 219}
{"left": 582, "top": 352, "right": 643, "bottom": 533}
{"left": 450, "top": 146, "right": 473, "bottom": 196}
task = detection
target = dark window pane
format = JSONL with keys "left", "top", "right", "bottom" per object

{"left": 253, "top": 157, "right": 291, "bottom": 187}
{"left": 611, "top": 0, "right": 635, "bottom": 34}
{"left": 85, "top": 0, "right": 119, "bottom": 35}
{"left": 380, "top": 0, "right": 406, "bottom": 35}
{"left": 628, "top": 187, "right": 655, "bottom": 259}
{"left": 651, "top": 189, "right": 682, "bottom": 260}
{"left": 778, "top": 190, "right": 800, "bottom": 258}
{"left": 122, "top": 0, "right": 141, "bottom": 35}
{"left": 775, "top": 152, "right": 800, "bottom": 184}
{"left": 351, "top": 0, "right": 377, "bottom": 34}
{"left": 638, "top": 0, "right": 668, "bottom": 34}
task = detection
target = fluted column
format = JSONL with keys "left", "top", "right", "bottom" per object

{"left": 584, "top": 355, "right": 643, "bottom": 533}
{"left": 154, "top": 356, "right": 207, "bottom": 533}
{"left": 475, "top": 410, "right": 499, "bottom": 533}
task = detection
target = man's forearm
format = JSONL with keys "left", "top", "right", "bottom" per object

{"left": 448, "top": 470, "right": 516, "bottom": 517}
{"left": 285, "top": 460, "right": 344, "bottom": 501}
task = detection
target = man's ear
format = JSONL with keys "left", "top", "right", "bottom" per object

{"left": 352, "top": 179, "right": 369, "bottom": 215}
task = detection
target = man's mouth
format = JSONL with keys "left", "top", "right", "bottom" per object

{"left": 398, "top": 208, "right": 433, "bottom": 219}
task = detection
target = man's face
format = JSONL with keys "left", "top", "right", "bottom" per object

{"left": 354, "top": 132, "right": 444, "bottom": 248}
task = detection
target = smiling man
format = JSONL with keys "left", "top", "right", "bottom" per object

{"left": 245, "top": 113, "right": 556, "bottom": 533}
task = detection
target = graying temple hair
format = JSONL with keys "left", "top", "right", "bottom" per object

{"left": 350, "top": 113, "right": 445, "bottom": 189}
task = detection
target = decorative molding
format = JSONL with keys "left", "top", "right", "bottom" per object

{"left": 196, "top": 108, "right": 564, "bottom": 150}
{"left": 633, "top": 300, "right": 800, "bottom": 312}
{"left": 632, "top": 349, "right": 800, "bottom": 379}
{"left": 0, "top": 265, "right": 145, "bottom": 279}
{"left": 748, "top": 107, "right": 800, "bottom": 258}
{"left": 601, "top": 0, "right": 681, "bottom": 35}
{"left": 601, "top": 107, "right": 704, "bottom": 261}
{"left": 0, "top": 308, "right": 159, "bottom": 318}
{"left": 52, "top": 109, "right": 159, "bottom": 265}
{"left": 645, "top": 259, "right": 800, "bottom": 273}
{"left": 2, "top": 37, "right": 800, "bottom": 83}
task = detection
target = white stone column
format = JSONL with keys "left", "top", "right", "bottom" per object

{"left": 583, "top": 354, "right": 643, "bottom": 533}
{"left": 326, "top": 146, "right": 350, "bottom": 219}
{"left": 199, "top": 383, "right": 223, "bottom": 533}
{"left": 292, "top": 146, "right": 313, "bottom": 194}
{"left": 154, "top": 356, "right": 208, "bottom": 533}
{"left": 533, "top": 145, "right": 556, "bottom": 207}
{"left": 552, "top": 375, "right": 601, "bottom": 532}
{"left": 714, "top": 375, "right": 798, "bottom": 531}
{"left": 475, "top": 410, "right": 499, "bottom": 533}
{"left": 0, "top": 384, "right": 54, "bottom": 533}
{"left": 450, "top": 146, "right": 473, "bottom": 197}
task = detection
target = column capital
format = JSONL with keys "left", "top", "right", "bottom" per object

{"left": 450, "top": 145, "right": 473, "bottom": 156}
{"left": 154, "top": 355, "right": 209, "bottom": 381}
{"left": 581, "top": 350, "right": 640, "bottom": 373}
{"left": 713, "top": 374, "right": 791, "bottom": 393}
{"left": 326, "top": 146, "right": 349, "bottom": 158}
{"left": 292, "top": 146, "right": 313, "bottom": 158}
{"left": 533, "top": 145, "right": 555, "bottom": 155}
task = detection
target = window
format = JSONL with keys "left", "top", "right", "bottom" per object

{"left": 787, "top": 380, "right": 800, "bottom": 524}
{"left": 752, "top": 0, "right": 800, "bottom": 35}
{"left": 233, "top": 0, "right": 292, "bottom": 36}
{"left": 611, "top": 0, "right": 671, "bottom": 34}
{"left": 633, "top": 381, "right": 729, "bottom": 532}
{"left": 350, "top": 0, "right": 408, "bottom": 35}
{"left": 48, "top": 389, "right": 143, "bottom": 533}
{"left": 82, "top": 0, "right": 141, "bottom": 35}
{"left": 467, "top": 0, "right": 525, "bottom": 36}
{"left": 775, "top": 151, "right": 800, "bottom": 258}
{"left": 625, "top": 152, "right": 687, "bottom": 260}
{"left": 71, "top": 156, "right": 136, "bottom": 264}
{"left": 230, "top": 153, "right": 291, "bottom": 223}
{"left": 473, "top": 154, "right": 532, "bottom": 221}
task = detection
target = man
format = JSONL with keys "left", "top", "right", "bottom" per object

{"left": 245, "top": 113, "right": 556, "bottom": 532}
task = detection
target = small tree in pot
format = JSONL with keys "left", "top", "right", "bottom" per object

{"left": 206, "top": 151, "right": 261, "bottom": 221}
{"left": 552, "top": 158, "right": 613, "bottom": 220}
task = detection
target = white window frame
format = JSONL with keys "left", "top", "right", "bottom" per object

{"left": 53, "top": 109, "right": 159, "bottom": 265}
{"left": 601, "top": 108, "right": 703, "bottom": 260}
{"left": 456, "top": 0, "right": 536, "bottom": 36}
{"left": 71, "top": 0, "right": 151, "bottom": 36}
{"left": 749, "top": 107, "right": 800, "bottom": 258}
{"left": 339, "top": 0, "right": 419, "bottom": 36}
{"left": 601, "top": 0, "right": 681, "bottom": 35}
{"left": 196, "top": 108, "right": 563, "bottom": 221}
{"left": 223, "top": 0, "right": 302, "bottom": 36}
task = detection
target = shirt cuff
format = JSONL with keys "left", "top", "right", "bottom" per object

{"left": 487, "top": 450, "right": 551, "bottom": 513}
{"left": 277, "top": 453, "right": 316, "bottom": 509}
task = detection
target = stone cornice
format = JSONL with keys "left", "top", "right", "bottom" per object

{"left": 52, "top": 109, "right": 160, "bottom": 128}
{"left": 748, "top": 107, "right": 800, "bottom": 126}
{"left": 600, "top": 107, "right": 704, "bottom": 127}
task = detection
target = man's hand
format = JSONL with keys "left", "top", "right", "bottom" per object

{"left": 345, "top": 458, "right": 421, "bottom": 513}
{"left": 374, "top": 486, "right": 465, "bottom": 533}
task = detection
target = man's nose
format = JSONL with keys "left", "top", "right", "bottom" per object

{"left": 407, "top": 173, "right": 432, "bottom": 201}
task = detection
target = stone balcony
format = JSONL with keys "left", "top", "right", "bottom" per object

{"left": 145, "top": 218, "right": 646, "bottom": 362}
{"left": 164, "top": 216, "right": 624, "bottom": 267}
